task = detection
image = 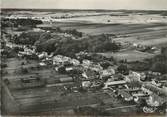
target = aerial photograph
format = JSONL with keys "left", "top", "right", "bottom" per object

{"left": 1, "top": 0, "right": 167, "bottom": 116}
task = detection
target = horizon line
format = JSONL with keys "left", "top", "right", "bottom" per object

{"left": 1, "top": 8, "right": 167, "bottom": 11}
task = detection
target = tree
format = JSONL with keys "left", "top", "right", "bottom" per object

{"left": 35, "top": 34, "right": 121, "bottom": 57}
{"left": 157, "top": 102, "right": 167, "bottom": 113}
{"left": 117, "top": 64, "right": 129, "bottom": 75}
{"left": 161, "top": 47, "right": 167, "bottom": 58}
{"left": 58, "top": 66, "right": 66, "bottom": 74}
{"left": 15, "top": 31, "right": 45, "bottom": 45}
{"left": 2, "top": 18, "right": 42, "bottom": 27}
{"left": 137, "top": 98, "right": 148, "bottom": 107}
{"left": 151, "top": 62, "right": 167, "bottom": 74}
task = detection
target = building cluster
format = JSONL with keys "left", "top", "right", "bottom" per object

{"left": 12, "top": 44, "right": 167, "bottom": 114}
{"left": 118, "top": 40, "right": 160, "bottom": 54}
{"left": 133, "top": 43, "right": 160, "bottom": 54}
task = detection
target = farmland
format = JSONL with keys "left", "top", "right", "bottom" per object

{"left": 98, "top": 50, "right": 155, "bottom": 62}
{"left": 1, "top": 9, "right": 167, "bottom": 116}
{"left": 36, "top": 12, "right": 167, "bottom": 50}
{"left": 37, "top": 13, "right": 167, "bottom": 62}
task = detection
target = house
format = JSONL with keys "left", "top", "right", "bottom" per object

{"left": 75, "top": 51, "right": 89, "bottom": 60}
{"left": 152, "top": 72, "right": 161, "bottom": 76}
{"left": 100, "top": 67, "right": 115, "bottom": 78}
{"left": 133, "top": 94, "right": 149, "bottom": 103}
{"left": 33, "top": 28, "right": 45, "bottom": 32}
{"left": 65, "top": 67, "right": 73, "bottom": 72}
{"left": 133, "top": 43, "right": 138, "bottom": 47}
{"left": 130, "top": 89, "right": 150, "bottom": 101}
{"left": 88, "top": 64, "right": 103, "bottom": 72}
{"left": 126, "top": 80, "right": 142, "bottom": 90}
{"left": 70, "top": 59, "right": 80, "bottom": 66}
{"left": 142, "top": 83, "right": 167, "bottom": 98}
{"left": 82, "top": 72, "right": 88, "bottom": 79}
{"left": 39, "top": 62, "right": 47, "bottom": 66}
{"left": 53, "top": 55, "right": 71, "bottom": 65}
{"left": 140, "top": 72, "right": 146, "bottom": 81}
{"left": 125, "top": 88, "right": 142, "bottom": 93}
{"left": 55, "top": 67, "right": 59, "bottom": 71}
{"left": 117, "top": 89, "right": 133, "bottom": 101}
{"left": 82, "top": 59, "right": 92, "bottom": 66}
{"left": 59, "top": 77, "right": 73, "bottom": 83}
{"left": 146, "top": 94, "right": 166, "bottom": 107}
{"left": 53, "top": 55, "right": 63, "bottom": 64}
{"left": 141, "top": 85, "right": 153, "bottom": 95}
{"left": 82, "top": 81, "right": 91, "bottom": 89}
{"left": 82, "top": 69, "right": 99, "bottom": 80}
{"left": 145, "top": 71, "right": 161, "bottom": 77}
{"left": 151, "top": 80, "right": 161, "bottom": 87}
{"left": 48, "top": 52, "right": 54, "bottom": 58}
{"left": 104, "top": 80, "right": 126, "bottom": 89}
{"left": 18, "top": 51, "right": 32, "bottom": 56}
{"left": 128, "top": 71, "right": 141, "bottom": 81}
{"left": 133, "top": 93, "right": 149, "bottom": 98}
{"left": 143, "top": 106, "right": 156, "bottom": 113}
{"left": 38, "top": 52, "right": 48, "bottom": 59}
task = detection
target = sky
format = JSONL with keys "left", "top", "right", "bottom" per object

{"left": 1, "top": 0, "right": 167, "bottom": 10}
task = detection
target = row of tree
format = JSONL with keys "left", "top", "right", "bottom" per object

{"left": 2, "top": 18, "right": 43, "bottom": 28}
{"left": 128, "top": 47, "right": 167, "bottom": 74}
{"left": 12, "top": 31, "right": 45, "bottom": 45}
{"left": 11, "top": 30, "right": 121, "bottom": 57}
{"left": 35, "top": 34, "right": 121, "bottom": 57}
{"left": 150, "top": 47, "right": 167, "bottom": 74}
{"left": 54, "top": 27, "right": 83, "bottom": 37}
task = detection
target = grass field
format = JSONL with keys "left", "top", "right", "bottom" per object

{"left": 53, "top": 14, "right": 167, "bottom": 24}
{"left": 37, "top": 21, "right": 167, "bottom": 62}
{"left": 98, "top": 50, "right": 155, "bottom": 62}
{"left": 38, "top": 19, "right": 167, "bottom": 48}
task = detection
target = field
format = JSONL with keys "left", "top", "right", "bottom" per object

{"left": 53, "top": 14, "right": 167, "bottom": 24}
{"left": 38, "top": 15, "right": 167, "bottom": 62}
{"left": 37, "top": 13, "right": 167, "bottom": 49}
{"left": 48, "top": 12, "right": 167, "bottom": 62}
{"left": 1, "top": 9, "right": 167, "bottom": 115}
{"left": 2, "top": 57, "right": 137, "bottom": 114}
{"left": 98, "top": 50, "right": 155, "bottom": 62}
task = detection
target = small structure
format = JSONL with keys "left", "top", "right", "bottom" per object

{"left": 117, "top": 89, "right": 133, "bottom": 101}
{"left": 39, "top": 62, "right": 47, "bottom": 66}
{"left": 104, "top": 80, "right": 126, "bottom": 89}
{"left": 59, "top": 77, "right": 73, "bottom": 83}
{"left": 38, "top": 52, "right": 48, "bottom": 59}
{"left": 100, "top": 67, "right": 115, "bottom": 78}
{"left": 82, "top": 81, "right": 91, "bottom": 89}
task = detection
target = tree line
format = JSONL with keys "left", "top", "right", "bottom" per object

{"left": 1, "top": 18, "right": 43, "bottom": 28}
{"left": 12, "top": 30, "right": 121, "bottom": 57}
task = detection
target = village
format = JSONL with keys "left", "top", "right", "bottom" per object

{"left": 1, "top": 9, "right": 167, "bottom": 116}
{"left": 1, "top": 31, "right": 167, "bottom": 115}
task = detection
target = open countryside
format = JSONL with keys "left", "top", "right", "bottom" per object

{"left": 1, "top": 9, "right": 167, "bottom": 116}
